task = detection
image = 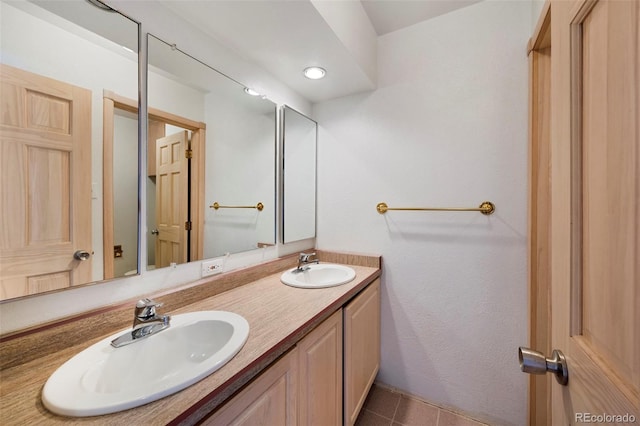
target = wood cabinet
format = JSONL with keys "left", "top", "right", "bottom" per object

{"left": 297, "top": 309, "right": 343, "bottom": 426}
{"left": 202, "top": 348, "right": 298, "bottom": 425}
{"left": 203, "top": 279, "right": 380, "bottom": 426}
{"left": 343, "top": 278, "right": 381, "bottom": 425}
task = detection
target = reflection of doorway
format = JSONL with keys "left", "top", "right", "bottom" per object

{"left": 0, "top": 64, "right": 93, "bottom": 299}
{"left": 102, "top": 91, "right": 206, "bottom": 279}
{"left": 111, "top": 108, "right": 138, "bottom": 277}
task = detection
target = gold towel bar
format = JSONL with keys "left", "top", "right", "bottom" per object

{"left": 376, "top": 201, "right": 495, "bottom": 215}
{"left": 210, "top": 202, "right": 264, "bottom": 211}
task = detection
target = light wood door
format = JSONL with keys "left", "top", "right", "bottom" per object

{"left": 344, "top": 279, "right": 381, "bottom": 426}
{"left": 549, "top": 0, "right": 639, "bottom": 421}
{"left": 0, "top": 64, "right": 92, "bottom": 299}
{"left": 528, "top": 3, "right": 552, "bottom": 424}
{"left": 155, "top": 131, "right": 189, "bottom": 268}
{"left": 202, "top": 348, "right": 298, "bottom": 425}
{"left": 298, "top": 309, "right": 343, "bottom": 426}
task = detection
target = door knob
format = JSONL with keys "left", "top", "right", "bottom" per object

{"left": 73, "top": 250, "right": 91, "bottom": 261}
{"left": 518, "top": 347, "right": 568, "bottom": 385}
{"left": 151, "top": 229, "right": 159, "bottom": 235}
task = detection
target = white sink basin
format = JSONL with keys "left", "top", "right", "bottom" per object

{"left": 42, "top": 311, "right": 249, "bottom": 417}
{"left": 281, "top": 263, "right": 356, "bottom": 289}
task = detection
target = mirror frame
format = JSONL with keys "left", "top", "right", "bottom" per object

{"left": 281, "top": 105, "right": 317, "bottom": 244}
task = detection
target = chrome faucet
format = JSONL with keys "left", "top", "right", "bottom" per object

{"left": 111, "top": 298, "right": 171, "bottom": 348}
{"left": 293, "top": 252, "right": 319, "bottom": 273}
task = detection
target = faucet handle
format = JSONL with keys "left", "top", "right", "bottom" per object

{"left": 136, "top": 298, "right": 162, "bottom": 308}
{"left": 135, "top": 298, "right": 163, "bottom": 320}
{"left": 299, "top": 252, "right": 316, "bottom": 261}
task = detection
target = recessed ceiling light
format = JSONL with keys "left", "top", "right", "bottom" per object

{"left": 244, "top": 87, "right": 261, "bottom": 96}
{"left": 303, "top": 66, "right": 326, "bottom": 80}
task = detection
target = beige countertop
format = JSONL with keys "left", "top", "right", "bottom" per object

{"left": 0, "top": 259, "right": 380, "bottom": 425}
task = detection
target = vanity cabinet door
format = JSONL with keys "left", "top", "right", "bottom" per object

{"left": 343, "top": 279, "right": 381, "bottom": 425}
{"left": 297, "top": 309, "right": 343, "bottom": 425}
{"left": 202, "top": 348, "right": 298, "bottom": 426}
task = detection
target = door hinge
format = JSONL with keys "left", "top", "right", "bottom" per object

{"left": 185, "top": 221, "right": 192, "bottom": 231}
{"left": 185, "top": 149, "right": 193, "bottom": 159}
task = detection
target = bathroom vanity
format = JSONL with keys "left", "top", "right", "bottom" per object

{"left": 0, "top": 251, "right": 381, "bottom": 425}
{"left": 203, "top": 279, "right": 380, "bottom": 425}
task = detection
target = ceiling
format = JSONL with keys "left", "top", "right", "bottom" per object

{"left": 156, "top": 0, "right": 482, "bottom": 103}
{"left": 17, "top": 0, "right": 484, "bottom": 105}
{"left": 35, "top": 0, "right": 470, "bottom": 106}
{"left": 361, "top": 0, "right": 483, "bottom": 35}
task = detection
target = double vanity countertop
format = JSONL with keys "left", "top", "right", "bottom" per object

{"left": 0, "top": 251, "right": 381, "bottom": 425}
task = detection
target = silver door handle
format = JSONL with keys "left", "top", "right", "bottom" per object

{"left": 74, "top": 250, "right": 91, "bottom": 261}
{"left": 518, "top": 347, "right": 568, "bottom": 385}
{"left": 151, "top": 229, "right": 159, "bottom": 235}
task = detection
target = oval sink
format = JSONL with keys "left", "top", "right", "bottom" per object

{"left": 281, "top": 263, "right": 356, "bottom": 289}
{"left": 42, "top": 311, "right": 249, "bottom": 417}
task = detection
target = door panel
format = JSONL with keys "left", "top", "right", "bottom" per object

{"left": 550, "top": 0, "right": 639, "bottom": 421}
{"left": 0, "top": 64, "right": 92, "bottom": 299}
{"left": 580, "top": 0, "right": 638, "bottom": 392}
{"left": 27, "top": 146, "right": 71, "bottom": 244}
{"left": 344, "top": 279, "right": 381, "bottom": 425}
{"left": 202, "top": 348, "right": 298, "bottom": 425}
{"left": 298, "top": 309, "right": 342, "bottom": 425}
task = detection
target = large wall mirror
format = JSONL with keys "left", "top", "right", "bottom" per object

{"left": 146, "top": 34, "right": 276, "bottom": 271}
{"left": 282, "top": 106, "right": 317, "bottom": 243}
{"left": 0, "top": 0, "right": 139, "bottom": 301}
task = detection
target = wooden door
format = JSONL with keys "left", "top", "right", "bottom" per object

{"left": 202, "top": 348, "right": 298, "bottom": 425}
{"left": 155, "top": 131, "right": 188, "bottom": 268}
{"left": 344, "top": 279, "right": 381, "bottom": 426}
{"left": 0, "top": 64, "right": 92, "bottom": 300}
{"left": 528, "top": 3, "right": 552, "bottom": 424}
{"left": 298, "top": 309, "right": 343, "bottom": 425}
{"left": 549, "top": 0, "right": 639, "bottom": 421}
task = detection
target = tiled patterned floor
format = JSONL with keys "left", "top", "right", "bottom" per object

{"left": 355, "top": 383, "right": 488, "bottom": 426}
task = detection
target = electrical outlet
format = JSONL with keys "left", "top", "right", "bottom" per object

{"left": 202, "top": 258, "right": 224, "bottom": 277}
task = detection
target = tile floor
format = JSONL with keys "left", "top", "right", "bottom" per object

{"left": 355, "top": 383, "right": 488, "bottom": 426}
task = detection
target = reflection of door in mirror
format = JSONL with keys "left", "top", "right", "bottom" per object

{"left": 155, "top": 131, "right": 189, "bottom": 267}
{"left": 145, "top": 109, "right": 206, "bottom": 271}
{"left": 0, "top": 64, "right": 92, "bottom": 300}
{"left": 102, "top": 93, "right": 206, "bottom": 276}
{"left": 103, "top": 92, "right": 139, "bottom": 280}
{"left": 1, "top": 0, "right": 139, "bottom": 299}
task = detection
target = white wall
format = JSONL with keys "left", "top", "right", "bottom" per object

{"left": 532, "top": 0, "right": 546, "bottom": 29}
{"left": 313, "top": 2, "right": 530, "bottom": 424}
